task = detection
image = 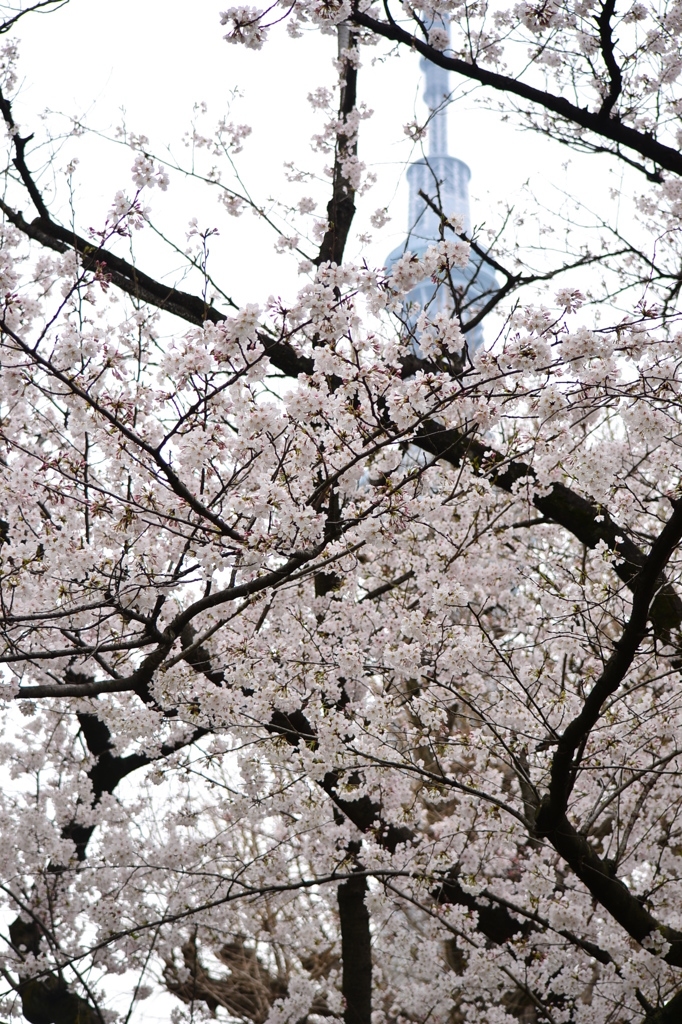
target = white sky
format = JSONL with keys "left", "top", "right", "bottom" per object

{"left": 8, "top": 0, "right": 633, "bottom": 326}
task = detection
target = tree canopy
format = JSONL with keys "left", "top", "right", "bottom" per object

{"left": 2, "top": 1, "right": 682, "bottom": 1023}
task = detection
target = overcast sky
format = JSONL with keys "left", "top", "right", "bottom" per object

{"left": 7, "top": 0, "right": 622, "bottom": 322}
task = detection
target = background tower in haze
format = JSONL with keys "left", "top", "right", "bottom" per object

{"left": 386, "top": 32, "right": 497, "bottom": 350}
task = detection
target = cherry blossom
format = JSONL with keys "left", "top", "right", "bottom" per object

{"left": 0, "top": 2, "right": 680, "bottom": 1024}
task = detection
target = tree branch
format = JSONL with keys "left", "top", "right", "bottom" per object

{"left": 540, "top": 499, "right": 682, "bottom": 825}
{"left": 351, "top": 8, "right": 676, "bottom": 180}
{"left": 315, "top": 23, "right": 358, "bottom": 267}
{"left": 596, "top": 0, "right": 623, "bottom": 119}
{"left": 529, "top": 501, "right": 682, "bottom": 966}
{"left": 644, "top": 988, "right": 682, "bottom": 1024}
{"left": 414, "top": 420, "right": 682, "bottom": 651}
{"left": 8, "top": 690, "right": 205, "bottom": 1024}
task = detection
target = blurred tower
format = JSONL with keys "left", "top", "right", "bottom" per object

{"left": 386, "top": 30, "right": 497, "bottom": 350}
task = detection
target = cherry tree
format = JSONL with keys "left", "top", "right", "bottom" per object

{"left": 1, "top": 1, "right": 682, "bottom": 1023}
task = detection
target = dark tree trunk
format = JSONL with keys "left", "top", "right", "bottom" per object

{"left": 337, "top": 874, "right": 372, "bottom": 1024}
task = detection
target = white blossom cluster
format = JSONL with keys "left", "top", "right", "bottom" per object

{"left": 2, "top": 4, "right": 682, "bottom": 1024}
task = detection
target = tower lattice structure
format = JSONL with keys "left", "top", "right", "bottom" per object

{"left": 386, "top": 35, "right": 497, "bottom": 351}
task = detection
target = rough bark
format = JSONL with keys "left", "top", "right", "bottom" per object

{"left": 315, "top": 23, "right": 358, "bottom": 267}
{"left": 337, "top": 873, "right": 372, "bottom": 1024}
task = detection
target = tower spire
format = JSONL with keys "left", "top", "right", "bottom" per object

{"left": 403, "top": 20, "right": 472, "bottom": 238}
{"left": 385, "top": 18, "right": 497, "bottom": 350}
{"left": 421, "top": 55, "right": 450, "bottom": 158}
